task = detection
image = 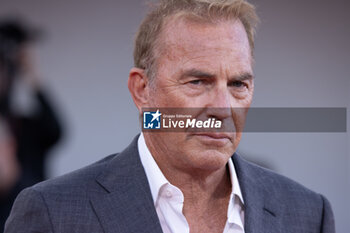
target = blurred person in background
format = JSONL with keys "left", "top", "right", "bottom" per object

{"left": 0, "top": 19, "right": 63, "bottom": 231}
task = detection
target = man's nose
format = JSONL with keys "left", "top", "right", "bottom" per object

{"left": 205, "top": 87, "right": 232, "bottom": 120}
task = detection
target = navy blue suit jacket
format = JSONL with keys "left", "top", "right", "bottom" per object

{"left": 5, "top": 135, "right": 335, "bottom": 233}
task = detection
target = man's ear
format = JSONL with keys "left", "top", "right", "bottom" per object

{"left": 128, "top": 67, "right": 150, "bottom": 112}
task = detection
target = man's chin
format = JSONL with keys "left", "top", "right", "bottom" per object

{"left": 186, "top": 148, "right": 234, "bottom": 171}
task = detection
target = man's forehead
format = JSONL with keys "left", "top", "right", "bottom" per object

{"left": 158, "top": 16, "right": 251, "bottom": 60}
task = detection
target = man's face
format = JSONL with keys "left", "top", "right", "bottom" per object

{"left": 144, "top": 17, "right": 254, "bottom": 173}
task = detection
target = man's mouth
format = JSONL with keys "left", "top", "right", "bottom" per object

{"left": 189, "top": 132, "right": 233, "bottom": 146}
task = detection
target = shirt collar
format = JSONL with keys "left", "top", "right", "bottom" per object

{"left": 138, "top": 133, "right": 169, "bottom": 204}
{"left": 138, "top": 133, "right": 244, "bottom": 207}
{"left": 227, "top": 155, "right": 245, "bottom": 228}
{"left": 227, "top": 155, "right": 244, "bottom": 205}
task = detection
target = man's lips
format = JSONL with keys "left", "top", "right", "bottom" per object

{"left": 189, "top": 133, "right": 233, "bottom": 146}
{"left": 191, "top": 133, "right": 232, "bottom": 140}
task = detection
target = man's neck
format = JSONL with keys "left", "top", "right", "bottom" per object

{"left": 143, "top": 133, "right": 233, "bottom": 232}
{"left": 143, "top": 133, "right": 232, "bottom": 201}
{"left": 168, "top": 164, "right": 231, "bottom": 203}
{"left": 158, "top": 154, "right": 232, "bottom": 232}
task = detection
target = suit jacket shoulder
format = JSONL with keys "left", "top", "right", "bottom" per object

{"left": 233, "top": 153, "right": 335, "bottom": 233}
{"left": 5, "top": 135, "right": 163, "bottom": 233}
{"left": 5, "top": 153, "right": 117, "bottom": 233}
{"left": 30, "top": 152, "right": 117, "bottom": 194}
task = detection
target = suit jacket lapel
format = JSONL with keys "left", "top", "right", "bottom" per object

{"left": 232, "top": 153, "right": 283, "bottom": 233}
{"left": 89, "top": 135, "right": 163, "bottom": 233}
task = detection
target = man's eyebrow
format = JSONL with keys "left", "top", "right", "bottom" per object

{"left": 230, "top": 72, "right": 254, "bottom": 81}
{"left": 180, "top": 69, "right": 254, "bottom": 81}
{"left": 180, "top": 69, "right": 215, "bottom": 79}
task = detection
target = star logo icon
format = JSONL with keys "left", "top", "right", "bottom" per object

{"left": 150, "top": 110, "right": 162, "bottom": 122}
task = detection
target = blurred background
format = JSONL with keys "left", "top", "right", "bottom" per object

{"left": 0, "top": 0, "right": 349, "bottom": 232}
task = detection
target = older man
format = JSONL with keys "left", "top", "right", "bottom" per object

{"left": 5, "top": 0, "right": 335, "bottom": 233}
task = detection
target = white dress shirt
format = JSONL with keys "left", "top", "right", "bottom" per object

{"left": 138, "top": 133, "right": 245, "bottom": 233}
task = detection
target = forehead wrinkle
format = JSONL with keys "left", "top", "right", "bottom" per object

{"left": 164, "top": 49, "right": 252, "bottom": 81}
{"left": 163, "top": 42, "right": 247, "bottom": 69}
{"left": 163, "top": 39, "right": 250, "bottom": 69}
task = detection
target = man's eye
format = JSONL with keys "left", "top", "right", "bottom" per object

{"left": 229, "top": 81, "right": 246, "bottom": 88}
{"left": 188, "top": 80, "right": 203, "bottom": 85}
